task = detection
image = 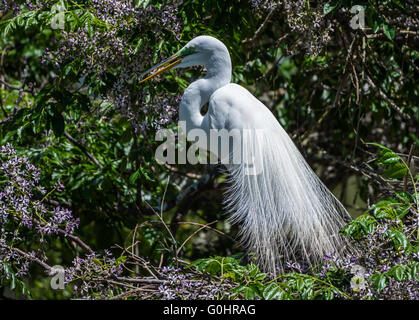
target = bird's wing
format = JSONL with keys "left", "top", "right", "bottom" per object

{"left": 207, "top": 83, "right": 279, "bottom": 131}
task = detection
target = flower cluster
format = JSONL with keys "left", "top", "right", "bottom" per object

{"left": 250, "top": 1, "right": 335, "bottom": 56}
{"left": 0, "top": 0, "right": 44, "bottom": 14}
{"left": 0, "top": 143, "right": 79, "bottom": 236}
{"left": 0, "top": 144, "right": 79, "bottom": 285}
{"left": 157, "top": 266, "right": 232, "bottom": 300}
{"left": 282, "top": 0, "right": 333, "bottom": 56}
{"left": 64, "top": 250, "right": 124, "bottom": 299}
{"left": 44, "top": 0, "right": 181, "bottom": 131}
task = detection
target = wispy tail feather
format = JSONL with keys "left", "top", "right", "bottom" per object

{"left": 224, "top": 127, "right": 351, "bottom": 274}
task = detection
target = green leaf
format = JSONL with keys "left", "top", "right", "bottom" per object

{"left": 129, "top": 169, "right": 140, "bottom": 184}
{"left": 342, "top": 214, "right": 378, "bottom": 238}
{"left": 246, "top": 263, "right": 260, "bottom": 278}
{"left": 373, "top": 207, "right": 393, "bottom": 219}
{"left": 371, "top": 273, "right": 387, "bottom": 293}
{"left": 243, "top": 284, "right": 259, "bottom": 299}
{"left": 411, "top": 262, "right": 419, "bottom": 281}
{"left": 395, "top": 205, "right": 410, "bottom": 219}
{"left": 370, "top": 199, "right": 399, "bottom": 219}
{"left": 382, "top": 24, "right": 395, "bottom": 40}
{"left": 323, "top": 1, "right": 340, "bottom": 16}
{"left": 395, "top": 191, "right": 413, "bottom": 204}
{"left": 387, "top": 229, "right": 409, "bottom": 249}
{"left": 390, "top": 265, "right": 406, "bottom": 282}
{"left": 1, "top": 19, "right": 16, "bottom": 38}
{"left": 379, "top": 151, "right": 400, "bottom": 164}
{"left": 366, "top": 142, "right": 392, "bottom": 152}
{"left": 231, "top": 284, "right": 247, "bottom": 297}
{"left": 383, "top": 163, "right": 408, "bottom": 179}
{"left": 140, "top": 167, "right": 154, "bottom": 182}
{"left": 373, "top": 20, "right": 381, "bottom": 33}
{"left": 296, "top": 278, "right": 304, "bottom": 291}
{"left": 262, "top": 283, "right": 283, "bottom": 300}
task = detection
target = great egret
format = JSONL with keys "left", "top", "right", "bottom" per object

{"left": 140, "top": 35, "right": 351, "bottom": 273}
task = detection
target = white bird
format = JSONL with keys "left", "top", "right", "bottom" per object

{"left": 140, "top": 35, "right": 351, "bottom": 274}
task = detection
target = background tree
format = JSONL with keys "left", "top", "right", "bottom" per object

{"left": 0, "top": 0, "right": 417, "bottom": 299}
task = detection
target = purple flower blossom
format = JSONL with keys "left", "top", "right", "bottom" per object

{"left": 1, "top": 144, "right": 80, "bottom": 286}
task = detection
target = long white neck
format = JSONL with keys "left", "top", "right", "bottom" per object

{"left": 179, "top": 51, "right": 232, "bottom": 132}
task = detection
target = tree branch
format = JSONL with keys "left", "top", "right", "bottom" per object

{"left": 63, "top": 131, "right": 104, "bottom": 169}
{"left": 12, "top": 247, "right": 52, "bottom": 272}
{"left": 365, "top": 74, "right": 411, "bottom": 121}
{"left": 242, "top": 5, "right": 277, "bottom": 45}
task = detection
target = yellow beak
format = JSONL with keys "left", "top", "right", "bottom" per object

{"left": 139, "top": 54, "right": 183, "bottom": 83}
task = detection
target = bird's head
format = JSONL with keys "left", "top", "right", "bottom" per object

{"left": 139, "top": 35, "right": 229, "bottom": 83}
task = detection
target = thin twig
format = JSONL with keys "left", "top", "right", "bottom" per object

{"left": 33, "top": 219, "right": 93, "bottom": 253}
{"left": 177, "top": 221, "right": 236, "bottom": 242}
{"left": 144, "top": 176, "right": 178, "bottom": 255}
{"left": 0, "top": 78, "right": 31, "bottom": 92}
{"left": 365, "top": 74, "right": 411, "bottom": 121}
{"left": 114, "top": 243, "right": 159, "bottom": 279}
{"left": 176, "top": 220, "right": 218, "bottom": 255}
{"left": 12, "top": 247, "right": 52, "bottom": 272}
{"left": 108, "top": 287, "right": 158, "bottom": 300}
{"left": 56, "top": 229, "right": 94, "bottom": 253}
{"left": 164, "top": 163, "right": 202, "bottom": 179}
{"left": 63, "top": 131, "right": 104, "bottom": 169}
{"left": 242, "top": 5, "right": 277, "bottom": 45}
{"left": 298, "top": 76, "right": 347, "bottom": 142}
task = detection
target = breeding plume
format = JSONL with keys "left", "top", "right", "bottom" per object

{"left": 140, "top": 36, "right": 351, "bottom": 273}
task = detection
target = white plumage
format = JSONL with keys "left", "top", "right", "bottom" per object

{"left": 141, "top": 35, "right": 351, "bottom": 274}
